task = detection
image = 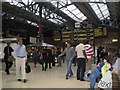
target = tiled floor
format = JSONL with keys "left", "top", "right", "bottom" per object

{"left": 1, "top": 61, "right": 92, "bottom": 88}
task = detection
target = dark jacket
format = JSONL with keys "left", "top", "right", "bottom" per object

{"left": 4, "top": 46, "right": 14, "bottom": 61}
{"left": 42, "top": 49, "right": 52, "bottom": 61}
{"left": 32, "top": 51, "right": 40, "bottom": 61}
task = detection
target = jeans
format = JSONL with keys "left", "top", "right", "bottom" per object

{"left": 77, "top": 58, "right": 86, "bottom": 80}
{"left": 89, "top": 68, "right": 101, "bottom": 90}
{"left": 66, "top": 59, "right": 73, "bottom": 77}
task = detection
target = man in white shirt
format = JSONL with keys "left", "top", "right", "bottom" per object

{"left": 76, "top": 41, "right": 88, "bottom": 81}
{"left": 15, "top": 38, "right": 27, "bottom": 83}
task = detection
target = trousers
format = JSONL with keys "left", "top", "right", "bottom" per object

{"left": 16, "top": 57, "right": 26, "bottom": 79}
{"left": 77, "top": 58, "right": 86, "bottom": 80}
{"left": 66, "top": 59, "right": 73, "bottom": 77}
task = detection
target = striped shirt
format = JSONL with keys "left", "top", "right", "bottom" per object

{"left": 84, "top": 44, "right": 94, "bottom": 59}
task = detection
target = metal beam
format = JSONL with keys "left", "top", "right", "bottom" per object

{"left": 2, "top": 2, "right": 62, "bottom": 28}
{"left": 38, "top": 2, "right": 76, "bottom": 23}
{"left": 73, "top": 2, "right": 100, "bottom": 27}
{"left": 107, "top": 2, "right": 117, "bottom": 20}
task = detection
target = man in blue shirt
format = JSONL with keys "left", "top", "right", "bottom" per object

{"left": 15, "top": 38, "right": 27, "bottom": 83}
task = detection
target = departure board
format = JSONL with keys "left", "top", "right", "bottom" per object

{"left": 53, "top": 31, "right": 61, "bottom": 41}
{"left": 62, "top": 29, "right": 94, "bottom": 42}
{"left": 73, "top": 29, "right": 94, "bottom": 41}
{"left": 54, "top": 27, "right": 107, "bottom": 42}
{"left": 62, "top": 31, "right": 73, "bottom": 41}
{"left": 94, "top": 27, "right": 107, "bottom": 37}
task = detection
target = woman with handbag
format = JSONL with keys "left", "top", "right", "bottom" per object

{"left": 4, "top": 42, "right": 14, "bottom": 75}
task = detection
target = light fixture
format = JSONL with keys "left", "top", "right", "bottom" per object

{"left": 112, "top": 39, "right": 118, "bottom": 42}
{"left": 65, "top": 42, "right": 68, "bottom": 45}
{"left": 11, "top": 17, "right": 14, "bottom": 19}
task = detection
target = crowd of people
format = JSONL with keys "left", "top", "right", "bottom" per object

{"left": 3, "top": 37, "right": 120, "bottom": 89}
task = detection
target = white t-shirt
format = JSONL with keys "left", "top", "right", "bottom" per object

{"left": 75, "top": 43, "right": 85, "bottom": 58}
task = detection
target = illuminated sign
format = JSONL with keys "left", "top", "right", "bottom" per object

{"left": 94, "top": 27, "right": 107, "bottom": 37}
{"left": 53, "top": 31, "right": 61, "bottom": 41}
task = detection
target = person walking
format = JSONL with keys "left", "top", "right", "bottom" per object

{"left": 75, "top": 41, "right": 88, "bottom": 81}
{"left": 42, "top": 48, "right": 52, "bottom": 71}
{"left": 4, "top": 42, "right": 14, "bottom": 75}
{"left": 15, "top": 38, "right": 27, "bottom": 83}
{"left": 32, "top": 48, "right": 41, "bottom": 67}
{"left": 59, "top": 42, "right": 75, "bottom": 79}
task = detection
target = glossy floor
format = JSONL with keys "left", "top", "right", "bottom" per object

{"left": 1, "top": 61, "right": 96, "bottom": 88}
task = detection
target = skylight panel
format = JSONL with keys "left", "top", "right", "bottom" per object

{"left": 72, "top": 9, "right": 80, "bottom": 15}
{"left": 61, "top": 8, "right": 70, "bottom": 14}
{"left": 81, "top": 16, "right": 87, "bottom": 21}
{"left": 45, "top": 12, "right": 65, "bottom": 24}
{"left": 51, "top": 0, "right": 87, "bottom": 22}
{"left": 67, "top": 5, "right": 76, "bottom": 11}
{"left": 95, "top": 9, "right": 101, "bottom": 14}
{"left": 89, "top": 2, "right": 110, "bottom": 20}
{"left": 48, "top": 18, "right": 63, "bottom": 25}
{"left": 90, "top": 4, "right": 98, "bottom": 11}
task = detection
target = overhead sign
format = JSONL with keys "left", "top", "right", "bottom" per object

{"left": 30, "top": 37, "right": 36, "bottom": 43}
{"left": 94, "top": 27, "right": 107, "bottom": 37}
{"left": 53, "top": 31, "right": 61, "bottom": 41}
{"left": 75, "top": 23, "right": 80, "bottom": 28}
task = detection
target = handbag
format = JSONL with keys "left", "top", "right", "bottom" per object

{"left": 98, "top": 71, "right": 112, "bottom": 89}
{"left": 7, "top": 47, "right": 15, "bottom": 62}
{"left": 8, "top": 55, "right": 15, "bottom": 62}
{"left": 25, "top": 62, "right": 31, "bottom": 73}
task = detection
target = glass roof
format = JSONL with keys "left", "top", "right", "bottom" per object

{"left": 8, "top": 0, "right": 65, "bottom": 25}
{"left": 5, "top": 0, "right": 110, "bottom": 24}
{"left": 51, "top": 0, "right": 87, "bottom": 22}
{"left": 42, "top": 7, "right": 66, "bottom": 25}
{"left": 89, "top": 2, "right": 110, "bottom": 20}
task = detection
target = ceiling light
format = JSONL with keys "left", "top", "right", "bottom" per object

{"left": 112, "top": 39, "right": 118, "bottom": 42}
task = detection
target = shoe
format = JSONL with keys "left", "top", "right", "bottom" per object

{"left": 80, "top": 79, "right": 85, "bottom": 81}
{"left": 23, "top": 79, "right": 27, "bottom": 83}
{"left": 69, "top": 74, "right": 73, "bottom": 77}
{"left": 7, "top": 72, "right": 10, "bottom": 75}
{"left": 5, "top": 69, "right": 10, "bottom": 75}
{"left": 17, "top": 79, "right": 22, "bottom": 82}
{"left": 77, "top": 78, "right": 80, "bottom": 80}
{"left": 66, "top": 76, "right": 68, "bottom": 79}
{"left": 66, "top": 77, "right": 68, "bottom": 79}
{"left": 49, "top": 67, "right": 52, "bottom": 69}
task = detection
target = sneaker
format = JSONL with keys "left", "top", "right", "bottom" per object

{"left": 69, "top": 74, "right": 73, "bottom": 77}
